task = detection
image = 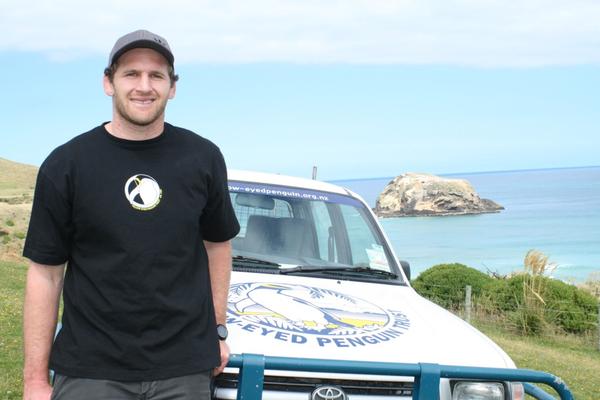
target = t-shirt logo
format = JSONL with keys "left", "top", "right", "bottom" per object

{"left": 124, "top": 174, "right": 162, "bottom": 211}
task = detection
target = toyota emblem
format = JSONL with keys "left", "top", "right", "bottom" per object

{"left": 311, "top": 386, "right": 347, "bottom": 400}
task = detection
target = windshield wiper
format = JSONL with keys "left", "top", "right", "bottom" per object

{"left": 233, "top": 255, "right": 280, "bottom": 267}
{"left": 347, "top": 266, "right": 399, "bottom": 279}
{"left": 280, "top": 265, "right": 398, "bottom": 279}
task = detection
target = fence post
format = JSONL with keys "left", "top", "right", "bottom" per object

{"left": 465, "top": 285, "right": 472, "bottom": 324}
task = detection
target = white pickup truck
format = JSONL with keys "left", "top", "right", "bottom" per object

{"left": 216, "top": 170, "right": 524, "bottom": 400}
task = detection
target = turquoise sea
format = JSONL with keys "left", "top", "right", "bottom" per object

{"left": 332, "top": 166, "right": 600, "bottom": 283}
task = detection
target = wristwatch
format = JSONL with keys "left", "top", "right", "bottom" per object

{"left": 216, "top": 324, "right": 228, "bottom": 341}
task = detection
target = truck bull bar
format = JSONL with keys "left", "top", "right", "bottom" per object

{"left": 227, "top": 353, "right": 574, "bottom": 400}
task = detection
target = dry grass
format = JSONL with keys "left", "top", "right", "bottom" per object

{"left": 516, "top": 250, "right": 558, "bottom": 335}
{"left": 523, "top": 249, "right": 557, "bottom": 304}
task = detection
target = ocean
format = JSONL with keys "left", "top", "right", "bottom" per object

{"left": 331, "top": 166, "right": 600, "bottom": 283}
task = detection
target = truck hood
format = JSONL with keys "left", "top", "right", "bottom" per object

{"left": 226, "top": 272, "right": 515, "bottom": 369}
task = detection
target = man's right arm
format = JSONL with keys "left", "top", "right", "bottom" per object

{"left": 23, "top": 261, "right": 65, "bottom": 400}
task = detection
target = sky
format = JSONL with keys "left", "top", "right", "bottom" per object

{"left": 1, "top": 0, "right": 599, "bottom": 180}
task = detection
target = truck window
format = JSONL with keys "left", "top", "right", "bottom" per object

{"left": 230, "top": 193, "right": 293, "bottom": 237}
{"left": 339, "top": 204, "right": 390, "bottom": 270}
{"left": 309, "top": 201, "right": 338, "bottom": 263}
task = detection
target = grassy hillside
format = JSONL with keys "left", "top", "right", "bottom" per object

{"left": 0, "top": 158, "right": 37, "bottom": 199}
{"left": 477, "top": 322, "right": 600, "bottom": 399}
{"left": 0, "top": 158, "right": 37, "bottom": 262}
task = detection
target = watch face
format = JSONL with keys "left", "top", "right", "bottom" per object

{"left": 217, "top": 324, "right": 228, "bottom": 340}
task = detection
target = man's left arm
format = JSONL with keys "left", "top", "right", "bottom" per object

{"left": 204, "top": 239, "right": 232, "bottom": 375}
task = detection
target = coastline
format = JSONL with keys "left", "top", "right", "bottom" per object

{"left": 335, "top": 166, "right": 600, "bottom": 284}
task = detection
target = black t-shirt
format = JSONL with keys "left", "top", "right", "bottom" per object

{"left": 23, "top": 123, "right": 240, "bottom": 381}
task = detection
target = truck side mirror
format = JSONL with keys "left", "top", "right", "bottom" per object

{"left": 399, "top": 260, "right": 411, "bottom": 281}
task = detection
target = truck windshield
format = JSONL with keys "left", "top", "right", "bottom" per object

{"left": 228, "top": 181, "right": 401, "bottom": 282}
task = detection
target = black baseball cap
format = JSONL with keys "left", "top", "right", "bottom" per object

{"left": 107, "top": 29, "right": 174, "bottom": 68}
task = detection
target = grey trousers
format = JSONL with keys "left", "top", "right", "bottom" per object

{"left": 51, "top": 371, "right": 212, "bottom": 400}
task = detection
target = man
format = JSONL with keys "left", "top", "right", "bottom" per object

{"left": 22, "top": 30, "right": 240, "bottom": 400}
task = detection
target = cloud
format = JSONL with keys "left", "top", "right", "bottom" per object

{"left": 1, "top": 0, "right": 600, "bottom": 66}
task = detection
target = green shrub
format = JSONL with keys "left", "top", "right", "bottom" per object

{"left": 496, "top": 274, "right": 527, "bottom": 311}
{"left": 13, "top": 232, "right": 25, "bottom": 240}
{"left": 543, "top": 278, "right": 598, "bottom": 333}
{"left": 475, "top": 278, "right": 509, "bottom": 314}
{"left": 411, "top": 263, "right": 496, "bottom": 309}
{"left": 5, "top": 219, "right": 15, "bottom": 227}
{"left": 501, "top": 274, "right": 598, "bottom": 334}
{"left": 413, "top": 263, "right": 598, "bottom": 335}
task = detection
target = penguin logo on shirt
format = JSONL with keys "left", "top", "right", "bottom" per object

{"left": 124, "top": 174, "right": 162, "bottom": 211}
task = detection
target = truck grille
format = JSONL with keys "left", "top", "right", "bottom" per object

{"left": 214, "top": 373, "right": 414, "bottom": 398}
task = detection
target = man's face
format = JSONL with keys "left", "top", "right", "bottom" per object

{"left": 103, "top": 48, "right": 176, "bottom": 127}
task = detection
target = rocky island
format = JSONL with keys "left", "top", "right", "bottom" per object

{"left": 374, "top": 173, "right": 503, "bottom": 217}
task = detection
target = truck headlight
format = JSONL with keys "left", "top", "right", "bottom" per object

{"left": 451, "top": 381, "right": 505, "bottom": 400}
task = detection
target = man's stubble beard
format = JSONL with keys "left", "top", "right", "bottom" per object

{"left": 114, "top": 94, "right": 169, "bottom": 127}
